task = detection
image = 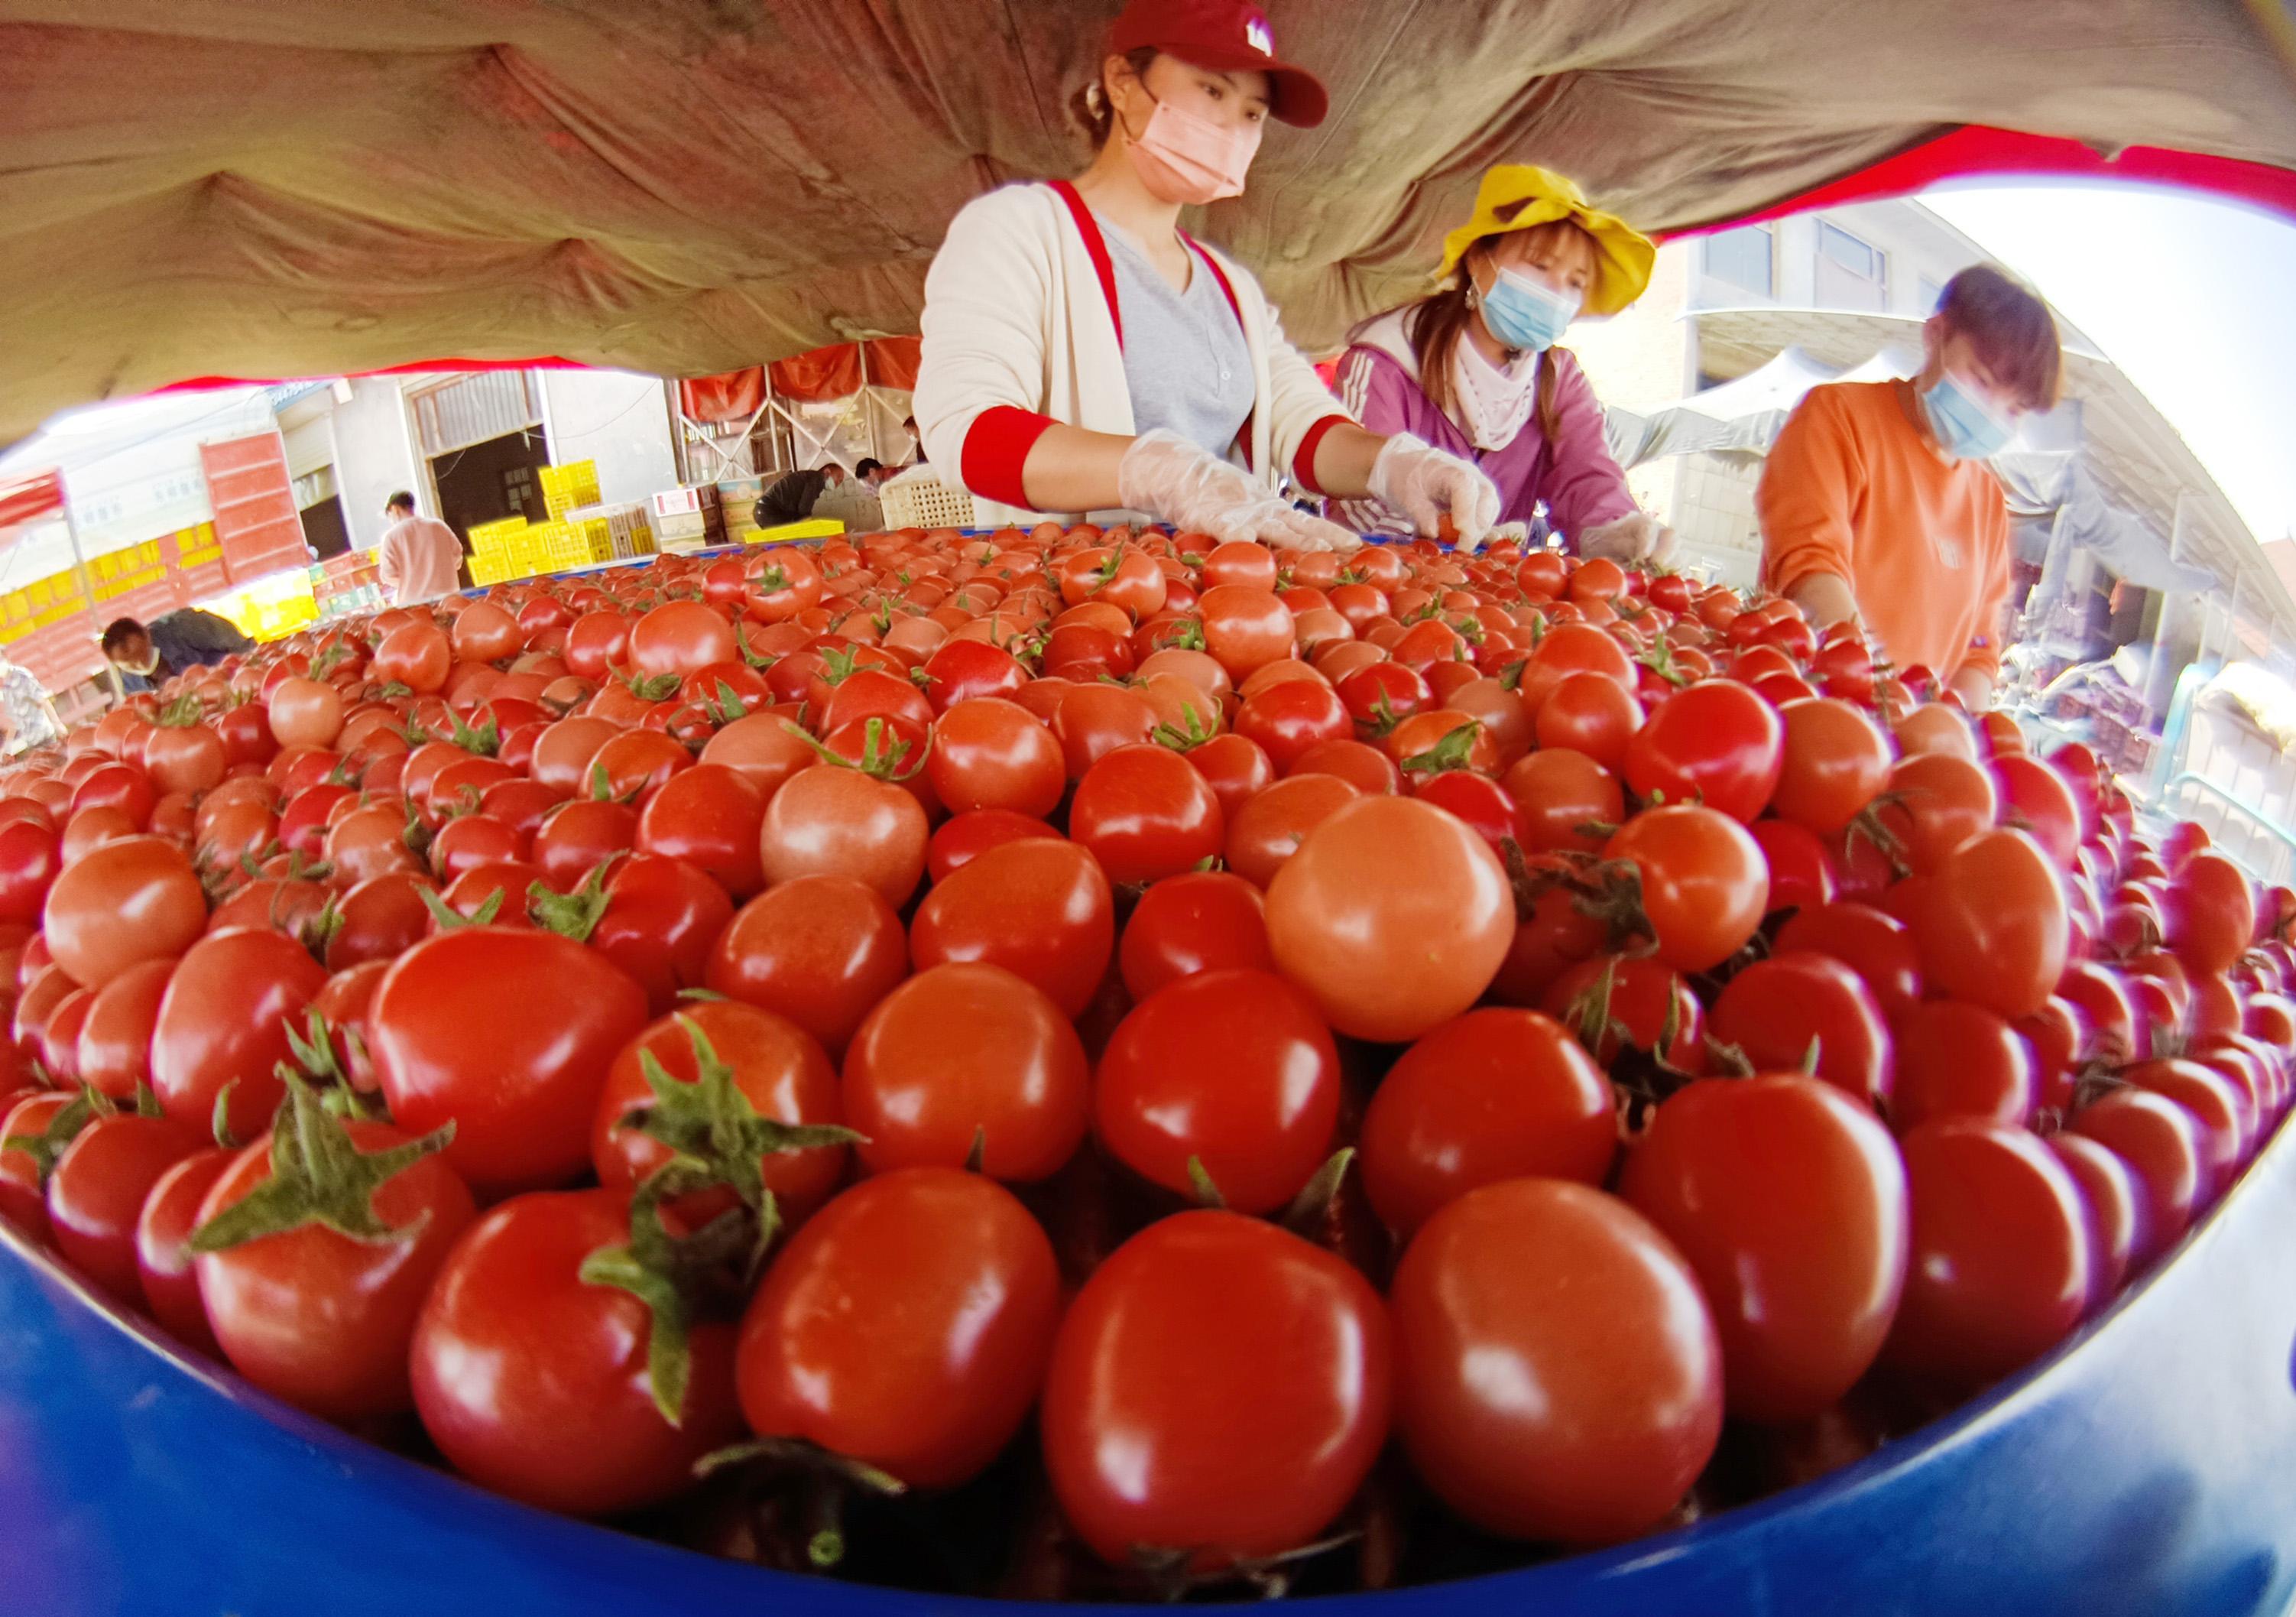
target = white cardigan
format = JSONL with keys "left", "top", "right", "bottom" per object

{"left": 912, "top": 182, "right": 1353, "bottom": 525}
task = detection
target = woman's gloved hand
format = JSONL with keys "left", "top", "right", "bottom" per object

{"left": 1367, "top": 433, "right": 1503, "bottom": 553}
{"left": 1117, "top": 430, "right": 1357, "bottom": 553}
{"left": 1578, "top": 511, "right": 1675, "bottom": 567}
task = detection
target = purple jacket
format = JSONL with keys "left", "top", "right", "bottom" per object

{"left": 1332, "top": 308, "right": 1639, "bottom": 545}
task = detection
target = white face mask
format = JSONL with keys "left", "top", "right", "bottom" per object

{"left": 1448, "top": 336, "right": 1541, "bottom": 451}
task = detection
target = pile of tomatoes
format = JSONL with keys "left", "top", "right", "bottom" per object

{"left": 0, "top": 523, "right": 2287, "bottom": 1597}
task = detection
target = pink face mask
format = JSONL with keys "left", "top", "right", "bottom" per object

{"left": 1123, "top": 93, "right": 1261, "bottom": 206}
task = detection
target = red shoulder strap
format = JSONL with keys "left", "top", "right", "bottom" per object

{"left": 1047, "top": 180, "right": 1122, "bottom": 350}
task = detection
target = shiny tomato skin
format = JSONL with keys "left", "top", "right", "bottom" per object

{"left": 1360, "top": 1008, "right": 1615, "bottom": 1237}
{"left": 1771, "top": 697, "right": 1893, "bottom": 835}
{"left": 1182, "top": 732, "right": 1276, "bottom": 824}
{"left": 844, "top": 963, "right": 1087, "bottom": 1183}
{"left": 738, "top": 1167, "right": 1060, "bottom": 1489}
{"left": 1603, "top": 805, "right": 1769, "bottom": 974}
{"left": 927, "top": 698, "right": 1065, "bottom": 819}
{"left": 1232, "top": 678, "right": 1351, "bottom": 774}
{"left": 910, "top": 838, "right": 1114, "bottom": 1021}
{"left": 708, "top": 875, "right": 909, "bottom": 1057}
{"left": 195, "top": 1121, "right": 478, "bottom": 1420}
{"left": 410, "top": 1188, "right": 742, "bottom": 1516}
{"left": 150, "top": 928, "right": 330, "bottom": 1143}
{"left": 1889, "top": 1000, "right": 2037, "bottom": 1130}
{"left": 1881, "top": 1120, "right": 2091, "bottom": 1389}
{"left": 2162, "top": 851, "right": 2255, "bottom": 979}
{"left": 1265, "top": 796, "right": 1513, "bottom": 1044}
{"left": 1042, "top": 1210, "right": 1390, "bottom": 1570}
{"left": 1502, "top": 747, "right": 1625, "bottom": 855}
{"left": 591, "top": 1001, "right": 848, "bottom": 1224}
{"left": 75, "top": 956, "right": 175, "bottom": 1102}
{"left": 1750, "top": 817, "right": 1838, "bottom": 914}
{"left": 1095, "top": 968, "right": 1340, "bottom": 1215}
{"left": 1621, "top": 1074, "right": 1908, "bottom": 1422}
{"left": 42, "top": 835, "right": 208, "bottom": 989}
{"left": 1707, "top": 951, "right": 1893, "bottom": 1107}
{"left": 1908, "top": 829, "right": 2069, "bottom": 1020}
{"left": 135, "top": 1147, "right": 233, "bottom": 1352}
{"left": 371, "top": 927, "right": 650, "bottom": 1199}
{"left": 1775, "top": 901, "right": 1925, "bottom": 1020}
{"left": 634, "top": 764, "right": 767, "bottom": 899}
{"left": 1623, "top": 678, "right": 1783, "bottom": 823}
{"left": 1390, "top": 1179, "right": 1721, "bottom": 1544}
{"left": 583, "top": 854, "right": 737, "bottom": 1015}
{"left": 1069, "top": 743, "right": 1224, "bottom": 888}
{"left": 758, "top": 766, "right": 928, "bottom": 908}
{"left": 47, "top": 1112, "right": 208, "bottom": 1307}
{"left": 1116, "top": 869, "right": 1273, "bottom": 1001}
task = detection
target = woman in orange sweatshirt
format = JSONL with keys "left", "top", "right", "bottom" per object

{"left": 1756, "top": 265, "right": 2062, "bottom": 708}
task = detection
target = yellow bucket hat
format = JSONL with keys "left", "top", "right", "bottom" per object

{"left": 1437, "top": 165, "right": 1656, "bottom": 317}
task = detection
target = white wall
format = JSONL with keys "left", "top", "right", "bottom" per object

{"left": 329, "top": 377, "right": 424, "bottom": 550}
{"left": 541, "top": 370, "right": 679, "bottom": 507}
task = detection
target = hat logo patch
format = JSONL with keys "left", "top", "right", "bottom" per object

{"left": 1244, "top": 15, "right": 1273, "bottom": 53}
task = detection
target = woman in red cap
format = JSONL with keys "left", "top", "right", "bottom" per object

{"left": 913, "top": 0, "right": 1498, "bottom": 551}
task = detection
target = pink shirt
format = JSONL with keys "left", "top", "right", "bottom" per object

{"left": 377, "top": 515, "right": 465, "bottom": 606}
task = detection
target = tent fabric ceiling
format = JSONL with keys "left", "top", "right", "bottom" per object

{"left": 2, "top": 1, "right": 2293, "bottom": 442}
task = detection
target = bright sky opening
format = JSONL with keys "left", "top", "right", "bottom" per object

{"left": 1922, "top": 181, "right": 2296, "bottom": 549}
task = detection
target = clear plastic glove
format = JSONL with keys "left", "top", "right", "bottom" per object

{"left": 1578, "top": 511, "right": 1675, "bottom": 567}
{"left": 1117, "top": 430, "right": 1357, "bottom": 553}
{"left": 1367, "top": 433, "right": 1503, "bottom": 553}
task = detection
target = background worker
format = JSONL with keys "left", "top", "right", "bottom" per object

{"left": 1336, "top": 165, "right": 1671, "bottom": 561}
{"left": 754, "top": 462, "right": 848, "bottom": 529}
{"left": 913, "top": 0, "right": 1499, "bottom": 552}
{"left": 1757, "top": 263, "right": 2064, "bottom": 709}
{"left": 376, "top": 491, "right": 467, "bottom": 606}
{"left": 100, "top": 609, "right": 252, "bottom": 695}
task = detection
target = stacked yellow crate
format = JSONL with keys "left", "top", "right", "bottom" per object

{"left": 540, "top": 461, "right": 602, "bottom": 520}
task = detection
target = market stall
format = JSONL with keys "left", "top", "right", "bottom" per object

{"left": 2, "top": 2, "right": 2294, "bottom": 1612}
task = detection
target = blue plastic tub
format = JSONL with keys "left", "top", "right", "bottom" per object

{"left": 1, "top": 1125, "right": 2292, "bottom": 1617}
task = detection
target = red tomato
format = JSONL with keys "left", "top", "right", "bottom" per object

{"left": 195, "top": 1114, "right": 478, "bottom": 1420}
{"left": 1196, "top": 585, "right": 1296, "bottom": 680}
{"left": 1532, "top": 670, "right": 1643, "bottom": 774}
{"left": 1116, "top": 869, "right": 1273, "bottom": 1000}
{"left": 47, "top": 1112, "right": 208, "bottom": 1306}
{"left": 1890, "top": 1000, "right": 2036, "bottom": 1130}
{"left": 574, "top": 854, "right": 736, "bottom": 1015}
{"left": 2046, "top": 1133, "right": 2141, "bottom": 1314}
{"left": 1069, "top": 743, "right": 1224, "bottom": 888}
{"left": 135, "top": 1146, "right": 233, "bottom": 1352}
{"left": 371, "top": 927, "right": 650, "bottom": 1198}
{"left": 737, "top": 1168, "right": 1060, "bottom": 1488}
{"left": 843, "top": 963, "right": 1087, "bottom": 1182}
{"left": 1096, "top": 968, "right": 1340, "bottom": 1215}
{"left": 1503, "top": 746, "right": 1625, "bottom": 854}
{"left": 1232, "top": 678, "right": 1351, "bottom": 773}
{"left": 1042, "top": 1210, "right": 1390, "bottom": 1570}
{"left": 75, "top": 956, "right": 174, "bottom": 1102}
{"left": 0, "top": 817, "right": 61, "bottom": 926}
{"left": 1774, "top": 901, "right": 1925, "bottom": 1021}
{"left": 708, "top": 876, "right": 910, "bottom": 1057}
{"left": 591, "top": 1001, "right": 848, "bottom": 1225}
{"left": 626, "top": 599, "right": 738, "bottom": 680}
{"left": 1708, "top": 951, "right": 1892, "bottom": 1106}
{"left": 41, "top": 835, "right": 208, "bottom": 989}
{"left": 634, "top": 765, "right": 767, "bottom": 899}
{"left": 1264, "top": 796, "right": 1513, "bottom": 1043}
{"left": 1049, "top": 683, "right": 1158, "bottom": 780}
{"left": 1623, "top": 679, "right": 1782, "bottom": 823}
{"left": 910, "top": 838, "right": 1114, "bottom": 1020}
{"left": 1390, "top": 1180, "right": 1721, "bottom": 1544}
{"left": 927, "top": 699, "right": 1065, "bottom": 818}
{"left": 1360, "top": 1007, "right": 1614, "bottom": 1236}
{"left": 410, "top": 1188, "right": 742, "bottom": 1515}
{"left": 1180, "top": 731, "right": 1275, "bottom": 823}
{"left": 1621, "top": 1074, "right": 1908, "bottom": 1422}
{"left": 151, "top": 927, "right": 330, "bottom": 1142}
{"left": 1875, "top": 752, "right": 1997, "bottom": 873}
{"left": 758, "top": 765, "right": 927, "bottom": 907}
{"left": 1542, "top": 953, "right": 1707, "bottom": 1073}
{"left": 1602, "top": 804, "right": 1769, "bottom": 974}
{"left": 2161, "top": 851, "right": 2255, "bottom": 979}
{"left": 1907, "top": 829, "right": 2068, "bottom": 1020}
{"left": 1772, "top": 697, "right": 1892, "bottom": 835}
{"left": 1991, "top": 753, "right": 2082, "bottom": 868}
{"left": 1881, "top": 1120, "right": 2090, "bottom": 1389}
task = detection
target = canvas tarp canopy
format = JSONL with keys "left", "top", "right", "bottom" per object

{"left": 3, "top": 0, "right": 2294, "bottom": 442}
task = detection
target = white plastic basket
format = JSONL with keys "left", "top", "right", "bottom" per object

{"left": 879, "top": 467, "right": 991, "bottom": 531}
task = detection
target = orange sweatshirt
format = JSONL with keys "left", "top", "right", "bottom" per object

{"left": 1756, "top": 380, "right": 2012, "bottom": 681}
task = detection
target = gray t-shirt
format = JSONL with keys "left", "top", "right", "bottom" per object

{"left": 1098, "top": 214, "right": 1256, "bottom": 463}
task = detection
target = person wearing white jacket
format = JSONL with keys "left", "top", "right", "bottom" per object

{"left": 913, "top": 0, "right": 1499, "bottom": 553}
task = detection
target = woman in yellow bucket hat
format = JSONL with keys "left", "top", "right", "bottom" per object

{"left": 1334, "top": 165, "right": 1671, "bottom": 562}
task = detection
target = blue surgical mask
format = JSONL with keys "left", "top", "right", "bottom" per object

{"left": 1918, "top": 372, "right": 2015, "bottom": 462}
{"left": 1475, "top": 265, "right": 1580, "bottom": 354}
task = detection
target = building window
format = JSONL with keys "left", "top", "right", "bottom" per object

{"left": 1919, "top": 274, "right": 1947, "bottom": 313}
{"left": 1815, "top": 222, "right": 1888, "bottom": 310}
{"left": 1702, "top": 226, "right": 1773, "bottom": 297}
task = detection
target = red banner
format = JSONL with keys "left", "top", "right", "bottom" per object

{"left": 680, "top": 337, "right": 923, "bottom": 413}
{"left": 678, "top": 367, "right": 766, "bottom": 424}
{"left": 0, "top": 472, "right": 65, "bottom": 541}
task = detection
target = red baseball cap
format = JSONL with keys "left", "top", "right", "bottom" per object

{"left": 1109, "top": 0, "right": 1331, "bottom": 128}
